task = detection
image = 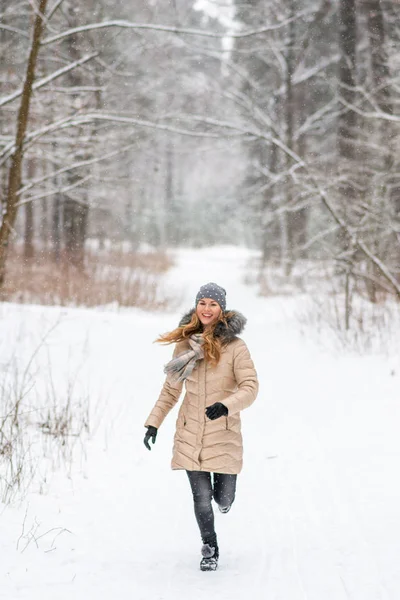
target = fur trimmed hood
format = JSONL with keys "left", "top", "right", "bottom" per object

{"left": 178, "top": 309, "right": 247, "bottom": 344}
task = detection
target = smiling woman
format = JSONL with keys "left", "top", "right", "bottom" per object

{"left": 143, "top": 282, "right": 259, "bottom": 572}
{"left": 196, "top": 298, "right": 221, "bottom": 328}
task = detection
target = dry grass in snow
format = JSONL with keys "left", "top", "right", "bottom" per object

{"left": 0, "top": 248, "right": 174, "bottom": 310}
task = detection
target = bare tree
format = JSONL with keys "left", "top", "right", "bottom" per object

{"left": 0, "top": 0, "right": 49, "bottom": 284}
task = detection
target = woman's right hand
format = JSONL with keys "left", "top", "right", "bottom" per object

{"left": 144, "top": 426, "right": 158, "bottom": 450}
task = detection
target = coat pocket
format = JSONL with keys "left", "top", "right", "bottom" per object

{"left": 177, "top": 410, "right": 186, "bottom": 428}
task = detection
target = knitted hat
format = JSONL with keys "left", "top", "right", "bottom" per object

{"left": 195, "top": 282, "right": 227, "bottom": 312}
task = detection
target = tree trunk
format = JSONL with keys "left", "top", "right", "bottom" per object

{"left": 165, "top": 139, "right": 174, "bottom": 246}
{"left": 24, "top": 201, "right": 34, "bottom": 261}
{"left": 366, "top": 0, "right": 391, "bottom": 115}
{"left": 337, "top": 0, "right": 358, "bottom": 162}
{"left": 63, "top": 198, "right": 88, "bottom": 269}
{"left": 23, "top": 157, "right": 36, "bottom": 260}
{"left": 364, "top": 0, "right": 392, "bottom": 299}
{"left": 41, "top": 198, "right": 49, "bottom": 250}
{"left": 367, "top": 0, "right": 400, "bottom": 217}
{"left": 261, "top": 141, "right": 278, "bottom": 267}
{"left": 284, "top": 0, "right": 296, "bottom": 276}
{"left": 0, "top": 0, "right": 48, "bottom": 286}
{"left": 60, "top": 10, "right": 91, "bottom": 268}
{"left": 52, "top": 195, "right": 62, "bottom": 262}
{"left": 336, "top": 0, "right": 358, "bottom": 271}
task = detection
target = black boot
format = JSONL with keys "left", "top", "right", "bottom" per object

{"left": 200, "top": 537, "right": 219, "bottom": 571}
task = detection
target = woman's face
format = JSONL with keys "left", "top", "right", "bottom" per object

{"left": 196, "top": 298, "right": 221, "bottom": 328}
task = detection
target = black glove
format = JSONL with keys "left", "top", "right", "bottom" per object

{"left": 205, "top": 402, "right": 228, "bottom": 421}
{"left": 144, "top": 426, "right": 158, "bottom": 450}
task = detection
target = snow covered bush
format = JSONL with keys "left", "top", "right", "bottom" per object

{"left": 296, "top": 294, "right": 400, "bottom": 355}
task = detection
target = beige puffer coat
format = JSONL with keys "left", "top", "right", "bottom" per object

{"left": 144, "top": 310, "right": 258, "bottom": 474}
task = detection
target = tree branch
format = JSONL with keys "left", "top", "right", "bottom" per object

{"left": 17, "top": 142, "right": 139, "bottom": 197}
{"left": 16, "top": 174, "right": 93, "bottom": 208}
{"left": 47, "top": 0, "right": 66, "bottom": 20}
{"left": 0, "top": 52, "right": 98, "bottom": 108}
{"left": 339, "top": 96, "right": 400, "bottom": 124}
{"left": 0, "top": 24, "right": 29, "bottom": 38}
{"left": 310, "top": 179, "right": 400, "bottom": 298}
{"left": 41, "top": 11, "right": 313, "bottom": 46}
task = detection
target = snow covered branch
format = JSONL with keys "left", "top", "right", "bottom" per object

{"left": 0, "top": 24, "right": 29, "bottom": 38}
{"left": 47, "top": 0, "right": 66, "bottom": 20}
{"left": 0, "top": 52, "right": 98, "bottom": 108}
{"left": 41, "top": 10, "right": 313, "bottom": 46}
{"left": 17, "top": 143, "right": 139, "bottom": 198}
{"left": 16, "top": 174, "right": 93, "bottom": 208}
{"left": 310, "top": 180, "right": 400, "bottom": 299}
{"left": 339, "top": 97, "right": 400, "bottom": 124}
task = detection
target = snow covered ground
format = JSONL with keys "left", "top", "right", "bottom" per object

{"left": 1, "top": 246, "right": 400, "bottom": 600}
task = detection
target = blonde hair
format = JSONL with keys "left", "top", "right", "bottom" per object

{"left": 156, "top": 311, "right": 234, "bottom": 365}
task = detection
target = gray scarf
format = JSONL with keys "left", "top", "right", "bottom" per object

{"left": 164, "top": 334, "right": 204, "bottom": 382}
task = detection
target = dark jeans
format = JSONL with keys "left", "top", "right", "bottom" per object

{"left": 186, "top": 470, "right": 237, "bottom": 545}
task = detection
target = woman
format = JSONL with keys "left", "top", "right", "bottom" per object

{"left": 144, "top": 282, "right": 258, "bottom": 571}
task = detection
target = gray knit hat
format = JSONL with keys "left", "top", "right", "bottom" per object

{"left": 195, "top": 282, "right": 227, "bottom": 312}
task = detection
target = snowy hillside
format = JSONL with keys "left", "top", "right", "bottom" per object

{"left": 1, "top": 247, "right": 400, "bottom": 600}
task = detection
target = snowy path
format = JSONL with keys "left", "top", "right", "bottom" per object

{"left": 1, "top": 247, "right": 400, "bottom": 600}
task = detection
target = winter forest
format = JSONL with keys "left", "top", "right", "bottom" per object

{"left": 1, "top": 0, "right": 400, "bottom": 598}
{"left": 1, "top": 0, "right": 400, "bottom": 307}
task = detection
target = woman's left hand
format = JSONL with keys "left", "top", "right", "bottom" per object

{"left": 205, "top": 402, "right": 228, "bottom": 420}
